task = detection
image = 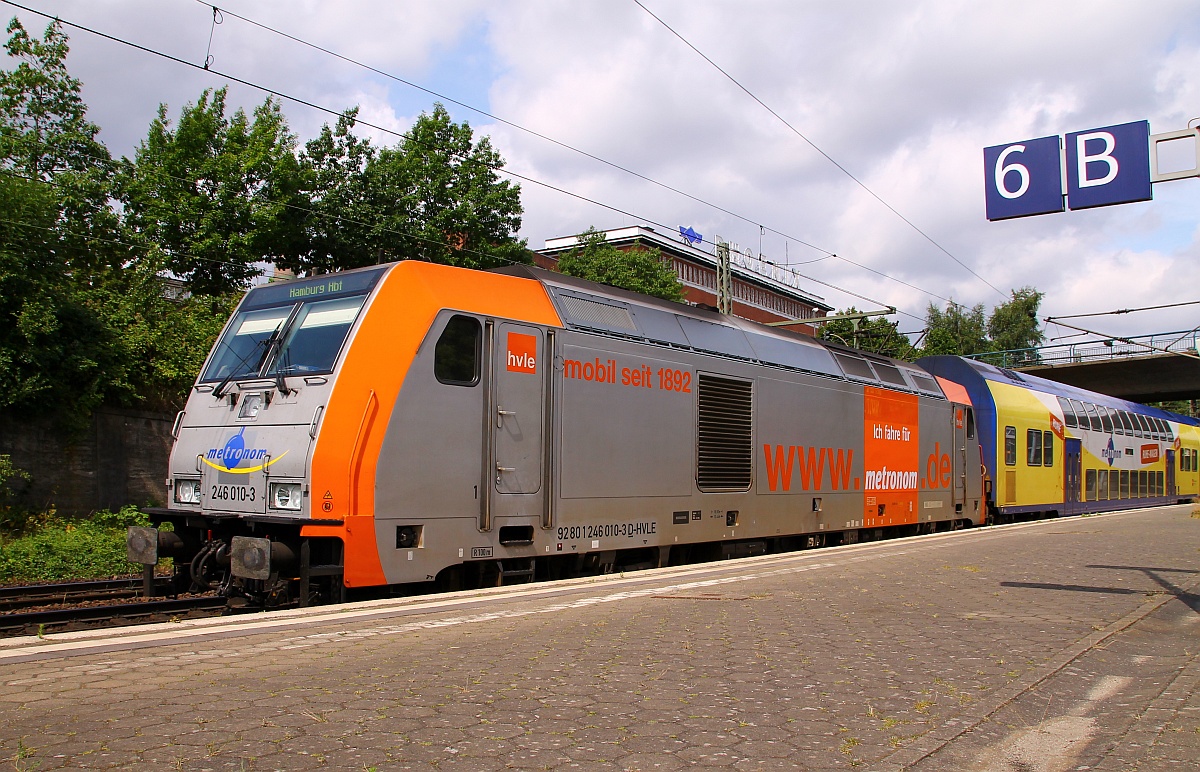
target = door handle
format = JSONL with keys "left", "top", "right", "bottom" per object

{"left": 496, "top": 407, "right": 515, "bottom": 428}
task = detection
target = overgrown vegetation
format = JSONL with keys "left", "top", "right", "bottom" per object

{"left": 818, "top": 288, "right": 1046, "bottom": 362}
{"left": 1, "top": 456, "right": 155, "bottom": 584}
{"left": 0, "top": 504, "right": 151, "bottom": 584}
{"left": 556, "top": 226, "right": 685, "bottom": 301}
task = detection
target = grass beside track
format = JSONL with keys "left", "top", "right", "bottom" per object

{"left": 0, "top": 506, "right": 157, "bottom": 584}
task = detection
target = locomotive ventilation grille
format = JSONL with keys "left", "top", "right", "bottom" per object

{"left": 558, "top": 294, "right": 638, "bottom": 333}
{"left": 696, "top": 374, "right": 754, "bottom": 491}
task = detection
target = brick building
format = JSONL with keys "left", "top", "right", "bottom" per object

{"left": 536, "top": 226, "right": 832, "bottom": 334}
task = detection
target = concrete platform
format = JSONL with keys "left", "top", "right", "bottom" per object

{"left": 1, "top": 505, "right": 1197, "bottom": 770}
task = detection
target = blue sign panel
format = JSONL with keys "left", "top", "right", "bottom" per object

{"left": 1065, "top": 120, "right": 1151, "bottom": 210}
{"left": 983, "top": 135, "right": 1064, "bottom": 220}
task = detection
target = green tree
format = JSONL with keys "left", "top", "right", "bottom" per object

{"left": 119, "top": 88, "right": 308, "bottom": 295}
{"left": 920, "top": 300, "right": 989, "bottom": 357}
{"left": 987, "top": 286, "right": 1045, "bottom": 353}
{"left": 0, "top": 18, "right": 109, "bottom": 182}
{"left": 0, "top": 173, "right": 128, "bottom": 425}
{"left": 88, "top": 255, "right": 240, "bottom": 410}
{"left": 278, "top": 104, "right": 529, "bottom": 275}
{"left": 0, "top": 17, "right": 120, "bottom": 274}
{"left": 556, "top": 227, "right": 685, "bottom": 302}
{"left": 817, "top": 307, "right": 914, "bottom": 359}
{"left": 0, "top": 19, "right": 237, "bottom": 427}
{"left": 362, "top": 104, "right": 527, "bottom": 270}
{"left": 293, "top": 108, "right": 378, "bottom": 275}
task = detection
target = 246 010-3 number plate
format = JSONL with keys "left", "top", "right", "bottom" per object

{"left": 210, "top": 484, "right": 256, "bottom": 502}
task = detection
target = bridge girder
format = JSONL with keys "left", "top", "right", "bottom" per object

{"left": 1018, "top": 353, "right": 1200, "bottom": 404}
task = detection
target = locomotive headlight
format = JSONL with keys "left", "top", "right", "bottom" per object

{"left": 269, "top": 482, "right": 303, "bottom": 510}
{"left": 174, "top": 479, "right": 201, "bottom": 505}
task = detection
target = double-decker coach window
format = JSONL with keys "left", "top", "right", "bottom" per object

{"left": 1070, "top": 399, "right": 1088, "bottom": 430}
{"left": 1043, "top": 431, "right": 1054, "bottom": 466}
{"left": 1026, "top": 429, "right": 1042, "bottom": 466}
{"left": 434, "top": 315, "right": 481, "bottom": 386}
{"left": 1057, "top": 397, "right": 1077, "bottom": 428}
{"left": 1004, "top": 426, "right": 1016, "bottom": 466}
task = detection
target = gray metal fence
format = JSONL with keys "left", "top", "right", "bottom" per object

{"left": 968, "top": 329, "right": 1200, "bottom": 369}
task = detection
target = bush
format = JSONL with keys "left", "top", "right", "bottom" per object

{"left": 0, "top": 454, "right": 39, "bottom": 537}
{"left": 0, "top": 505, "right": 152, "bottom": 584}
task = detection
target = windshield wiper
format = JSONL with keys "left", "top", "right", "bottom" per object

{"left": 254, "top": 323, "right": 286, "bottom": 374}
{"left": 213, "top": 323, "right": 284, "bottom": 401}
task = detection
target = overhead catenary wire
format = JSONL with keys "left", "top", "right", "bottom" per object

{"left": 1045, "top": 299, "right": 1200, "bottom": 321}
{"left": 632, "top": 0, "right": 1009, "bottom": 302}
{"left": 1041, "top": 317, "right": 1200, "bottom": 361}
{"left": 188, "top": 0, "right": 948, "bottom": 320}
{"left": 2, "top": 0, "right": 932, "bottom": 320}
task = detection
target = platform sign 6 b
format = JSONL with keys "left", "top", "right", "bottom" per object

{"left": 984, "top": 135, "right": 1064, "bottom": 220}
{"left": 984, "top": 120, "right": 1153, "bottom": 220}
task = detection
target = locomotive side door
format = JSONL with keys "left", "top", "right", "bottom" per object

{"left": 488, "top": 322, "right": 545, "bottom": 511}
{"left": 1063, "top": 438, "right": 1082, "bottom": 515}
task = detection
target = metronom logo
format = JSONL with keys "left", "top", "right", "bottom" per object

{"left": 202, "top": 428, "right": 287, "bottom": 474}
{"left": 864, "top": 467, "right": 918, "bottom": 491}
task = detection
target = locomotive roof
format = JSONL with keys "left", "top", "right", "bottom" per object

{"left": 494, "top": 264, "right": 946, "bottom": 399}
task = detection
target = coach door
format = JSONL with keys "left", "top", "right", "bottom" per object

{"left": 952, "top": 406, "right": 968, "bottom": 510}
{"left": 1166, "top": 450, "right": 1176, "bottom": 497}
{"left": 1063, "top": 438, "right": 1083, "bottom": 515}
{"left": 481, "top": 322, "right": 545, "bottom": 530}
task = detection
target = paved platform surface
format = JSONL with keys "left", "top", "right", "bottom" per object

{"left": 1, "top": 505, "right": 1197, "bottom": 771}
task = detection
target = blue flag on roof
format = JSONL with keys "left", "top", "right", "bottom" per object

{"left": 679, "top": 226, "right": 703, "bottom": 245}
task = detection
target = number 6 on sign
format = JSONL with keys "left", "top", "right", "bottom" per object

{"left": 983, "top": 135, "right": 1064, "bottom": 220}
{"left": 994, "top": 145, "right": 1031, "bottom": 199}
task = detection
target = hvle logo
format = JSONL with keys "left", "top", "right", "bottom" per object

{"left": 506, "top": 332, "right": 537, "bottom": 374}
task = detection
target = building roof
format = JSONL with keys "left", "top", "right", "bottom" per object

{"left": 540, "top": 225, "right": 834, "bottom": 313}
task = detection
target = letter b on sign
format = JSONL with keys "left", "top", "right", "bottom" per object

{"left": 983, "top": 135, "right": 1064, "bottom": 220}
{"left": 1065, "top": 120, "right": 1151, "bottom": 210}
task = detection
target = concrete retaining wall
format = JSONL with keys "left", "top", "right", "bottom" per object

{"left": 0, "top": 407, "right": 173, "bottom": 515}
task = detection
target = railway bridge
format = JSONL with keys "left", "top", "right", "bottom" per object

{"left": 972, "top": 329, "right": 1200, "bottom": 405}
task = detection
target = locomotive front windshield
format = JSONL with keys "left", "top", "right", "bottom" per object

{"left": 201, "top": 294, "right": 367, "bottom": 383}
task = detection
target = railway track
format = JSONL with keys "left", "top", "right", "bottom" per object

{"left": 0, "top": 579, "right": 226, "bottom": 637}
{"left": 0, "top": 577, "right": 180, "bottom": 613}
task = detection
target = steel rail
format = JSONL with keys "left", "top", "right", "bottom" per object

{"left": 0, "top": 596, "right": 228, "bottom": 637}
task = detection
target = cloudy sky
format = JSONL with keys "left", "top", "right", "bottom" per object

{"left": 5, "top": 0, "right": 1200, "bottom": 344}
